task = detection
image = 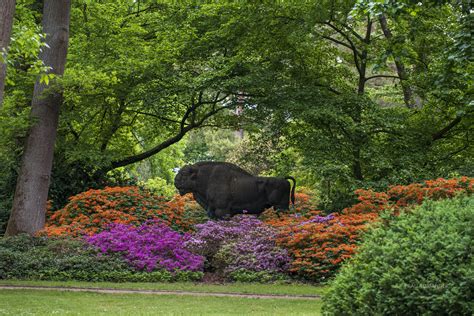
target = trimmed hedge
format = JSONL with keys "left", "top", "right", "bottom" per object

{"left": 322, "top": 196, "right": 474, "bottom": 315}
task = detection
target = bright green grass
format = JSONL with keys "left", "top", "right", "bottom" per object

{"left": 0, "top": 280, "right": 328, "bottom": 296}
{"left": 0, "top": 290, "right": 322, "bottom": 315}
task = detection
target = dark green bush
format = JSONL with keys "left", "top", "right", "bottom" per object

{"left": 322, "top": 196, "right": 474, "bottom": 315}
{"left": 0, "top": 235, "right": 203, "bottom": 282}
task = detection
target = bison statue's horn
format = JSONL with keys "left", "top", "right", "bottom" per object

{"left": 285, "top": 176, "right": 296, "bottom": 205}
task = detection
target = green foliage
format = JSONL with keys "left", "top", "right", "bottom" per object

{"left": 238, "top": 2, "right": 472, "bottom": 210}
{"left": 3, "top": 0, "right": 50, "bottom": 87}
{"left": 322, "top": 196, "right": 474, "bottom": 315}
{"left": 141, "top": 177, "right": 177, "bottom": 199}
{"left": 0, "top": 234, "right": 203, "bottom": 282}
{"left": 0, "top": 102, "right": 30, "bottom": 234}
{"left": 184, "top": 128, "right": 240, "bottom": 164}
{"left": 0, "top": 234, "right": 127, "bottom": 281}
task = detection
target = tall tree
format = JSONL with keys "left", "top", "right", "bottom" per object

{"left": 5, "top": 0, "right": 71, "bottom": 236}
{"left": 0, "top": 0, "right": 16, "bottom": 107}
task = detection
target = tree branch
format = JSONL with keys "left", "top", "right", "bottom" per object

{"left": 365, "top": 74, "right": 401, "bottom": 82}
{"left": 323, "top": 22, "right": 362, "bottom": 75}
{"left": 124, "top": 109, "right": 184, "bottom": 125}
{"left": 432, "top": 116, "right": 463, "bottom": 141}
{"left": 106, "top": 93, "right": 233, "bottom": 171}
{"left": 340, "top": 22, "right": 364, "bottom": 42}
{"left": 67, "top": 122, "right": 80, "bottom": 142}
{"left": 319, "top": 34, "right": 353, "bottom": 50}
{"left": 110, "top": 126, "right": 192, "bottom": 170}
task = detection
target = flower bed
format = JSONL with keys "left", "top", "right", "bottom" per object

{"left": 38, "top": 177, "right": 473, "bottom": 282}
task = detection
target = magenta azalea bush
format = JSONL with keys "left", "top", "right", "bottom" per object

{"left": 186, "top": 216, "right": 290, "bottom": 274}
{"left": 86, "top": 221, "right": 204, "bottom": 272}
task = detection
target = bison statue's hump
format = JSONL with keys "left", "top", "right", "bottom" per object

{"left": 174, "top": 161, "right": 296, "bottom": 219}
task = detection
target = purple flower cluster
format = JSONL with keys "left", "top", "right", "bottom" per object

{"left": 187, "top": 215, "right": 290, "bottom": 273}
{"left": 86, "top": 221, "right": 204, "bottom": 272}
{"left": 299, "top": 213, "right": 335, "bottom": 226}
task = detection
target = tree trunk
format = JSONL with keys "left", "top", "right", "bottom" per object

{"left": 0, "top": 0, "right": 16, "bottom": 108}
{"left": 5, "top": 0, "right": 71, "bottom": 236}
{"left": 352, "top": 18, "right": 372, "bottom": 182}
{"left": 379, "top": 14, "right": 415, "bottom": 109}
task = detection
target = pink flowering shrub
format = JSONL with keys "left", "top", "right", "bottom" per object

{"left": 86, "top": 221, "right": 204, "bottom": 272}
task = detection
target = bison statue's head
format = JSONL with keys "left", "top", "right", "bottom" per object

{"left": 174, "top": 165, "right": 198, "bottom": 196}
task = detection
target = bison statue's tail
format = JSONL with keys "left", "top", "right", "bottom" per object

{"left": 285, "top": 176, "right": 296, "bottom": 205}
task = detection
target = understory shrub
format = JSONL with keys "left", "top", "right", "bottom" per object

{"left": 344, "top": 176, "right": 473, "bottom": 215}
{"left": 187, "top": 216, "right": 290, "bottom": 277}
{"left": 322, "top": 196, "right": 473, "bottom": 315}
{"left": 86, "top": 221, "right": 204, "bottom": 272}
{"left": 0, "top": 234, "right": 202, "bottom": 282}
{"left": 42, "top": 187, "right": 203, "bottom": 237}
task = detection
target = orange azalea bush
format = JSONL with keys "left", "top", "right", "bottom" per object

{"left": 42, "top": 187, "right": 205, "bottom": 237}
{"left": 264, "top": 177, "right": 473, "bottom": 281}
{"left": 164, "top": 193, "right": 208, "bottom": 229}
{"left": 264, "top": 211, "right": 377, "bottom": 281}
{"left": 345, "top": 176, "right": 474, "bottom": 215}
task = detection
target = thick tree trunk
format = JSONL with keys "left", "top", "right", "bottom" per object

{"left": 0, "top": 0, "right": 16, "bottom": 108}
{"left": 5, "top": 0, "right": 71, "bottom": 236}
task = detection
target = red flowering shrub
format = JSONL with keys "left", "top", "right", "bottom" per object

{"left": 42, "top": 187, "right": 204, "bottom": 237}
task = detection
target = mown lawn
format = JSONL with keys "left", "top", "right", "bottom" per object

{"left": 0, "top": 280, "right": 328, "bottom": 296}
{"left": 0, "top": 289, "right": 322, "bottom": 315}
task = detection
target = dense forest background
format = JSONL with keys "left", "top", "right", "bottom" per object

{"left": 0, "top": 0, "right": 472, "bottom": 233}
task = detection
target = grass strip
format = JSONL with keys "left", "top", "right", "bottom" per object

{"left": 0, "top": 289, "right": 322, "bottom": 315}
{"left": 0, "top": 279, "right": 328, "bottom": 296}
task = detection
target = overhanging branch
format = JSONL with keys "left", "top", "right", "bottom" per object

{"left": 365, "top": 74, "right": 401, "bottom": 82}
{"left": 432, "top": 116, "right": 463, "bottom": 141}
{"left": 104, "top": 93, "right": 233, "bottom": 171}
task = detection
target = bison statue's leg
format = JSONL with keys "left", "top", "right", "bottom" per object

{"left": 273, "top": 206, "right": 284, "bottom": 218}
{"left": 214, "top": 208, "right": 232, "bottom": 220}
{"left": 206, "top": 207, "right": 218, "bottom": 219}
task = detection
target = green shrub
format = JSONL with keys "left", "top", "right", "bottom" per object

{"left": 0, "top": 235, "right": 203, "bottom": 282}
{"left": 322, "top": 196, "right": 474, "bottom": 315}
{"left": 142, "top": 177, "right": 177, "bottom": 199}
